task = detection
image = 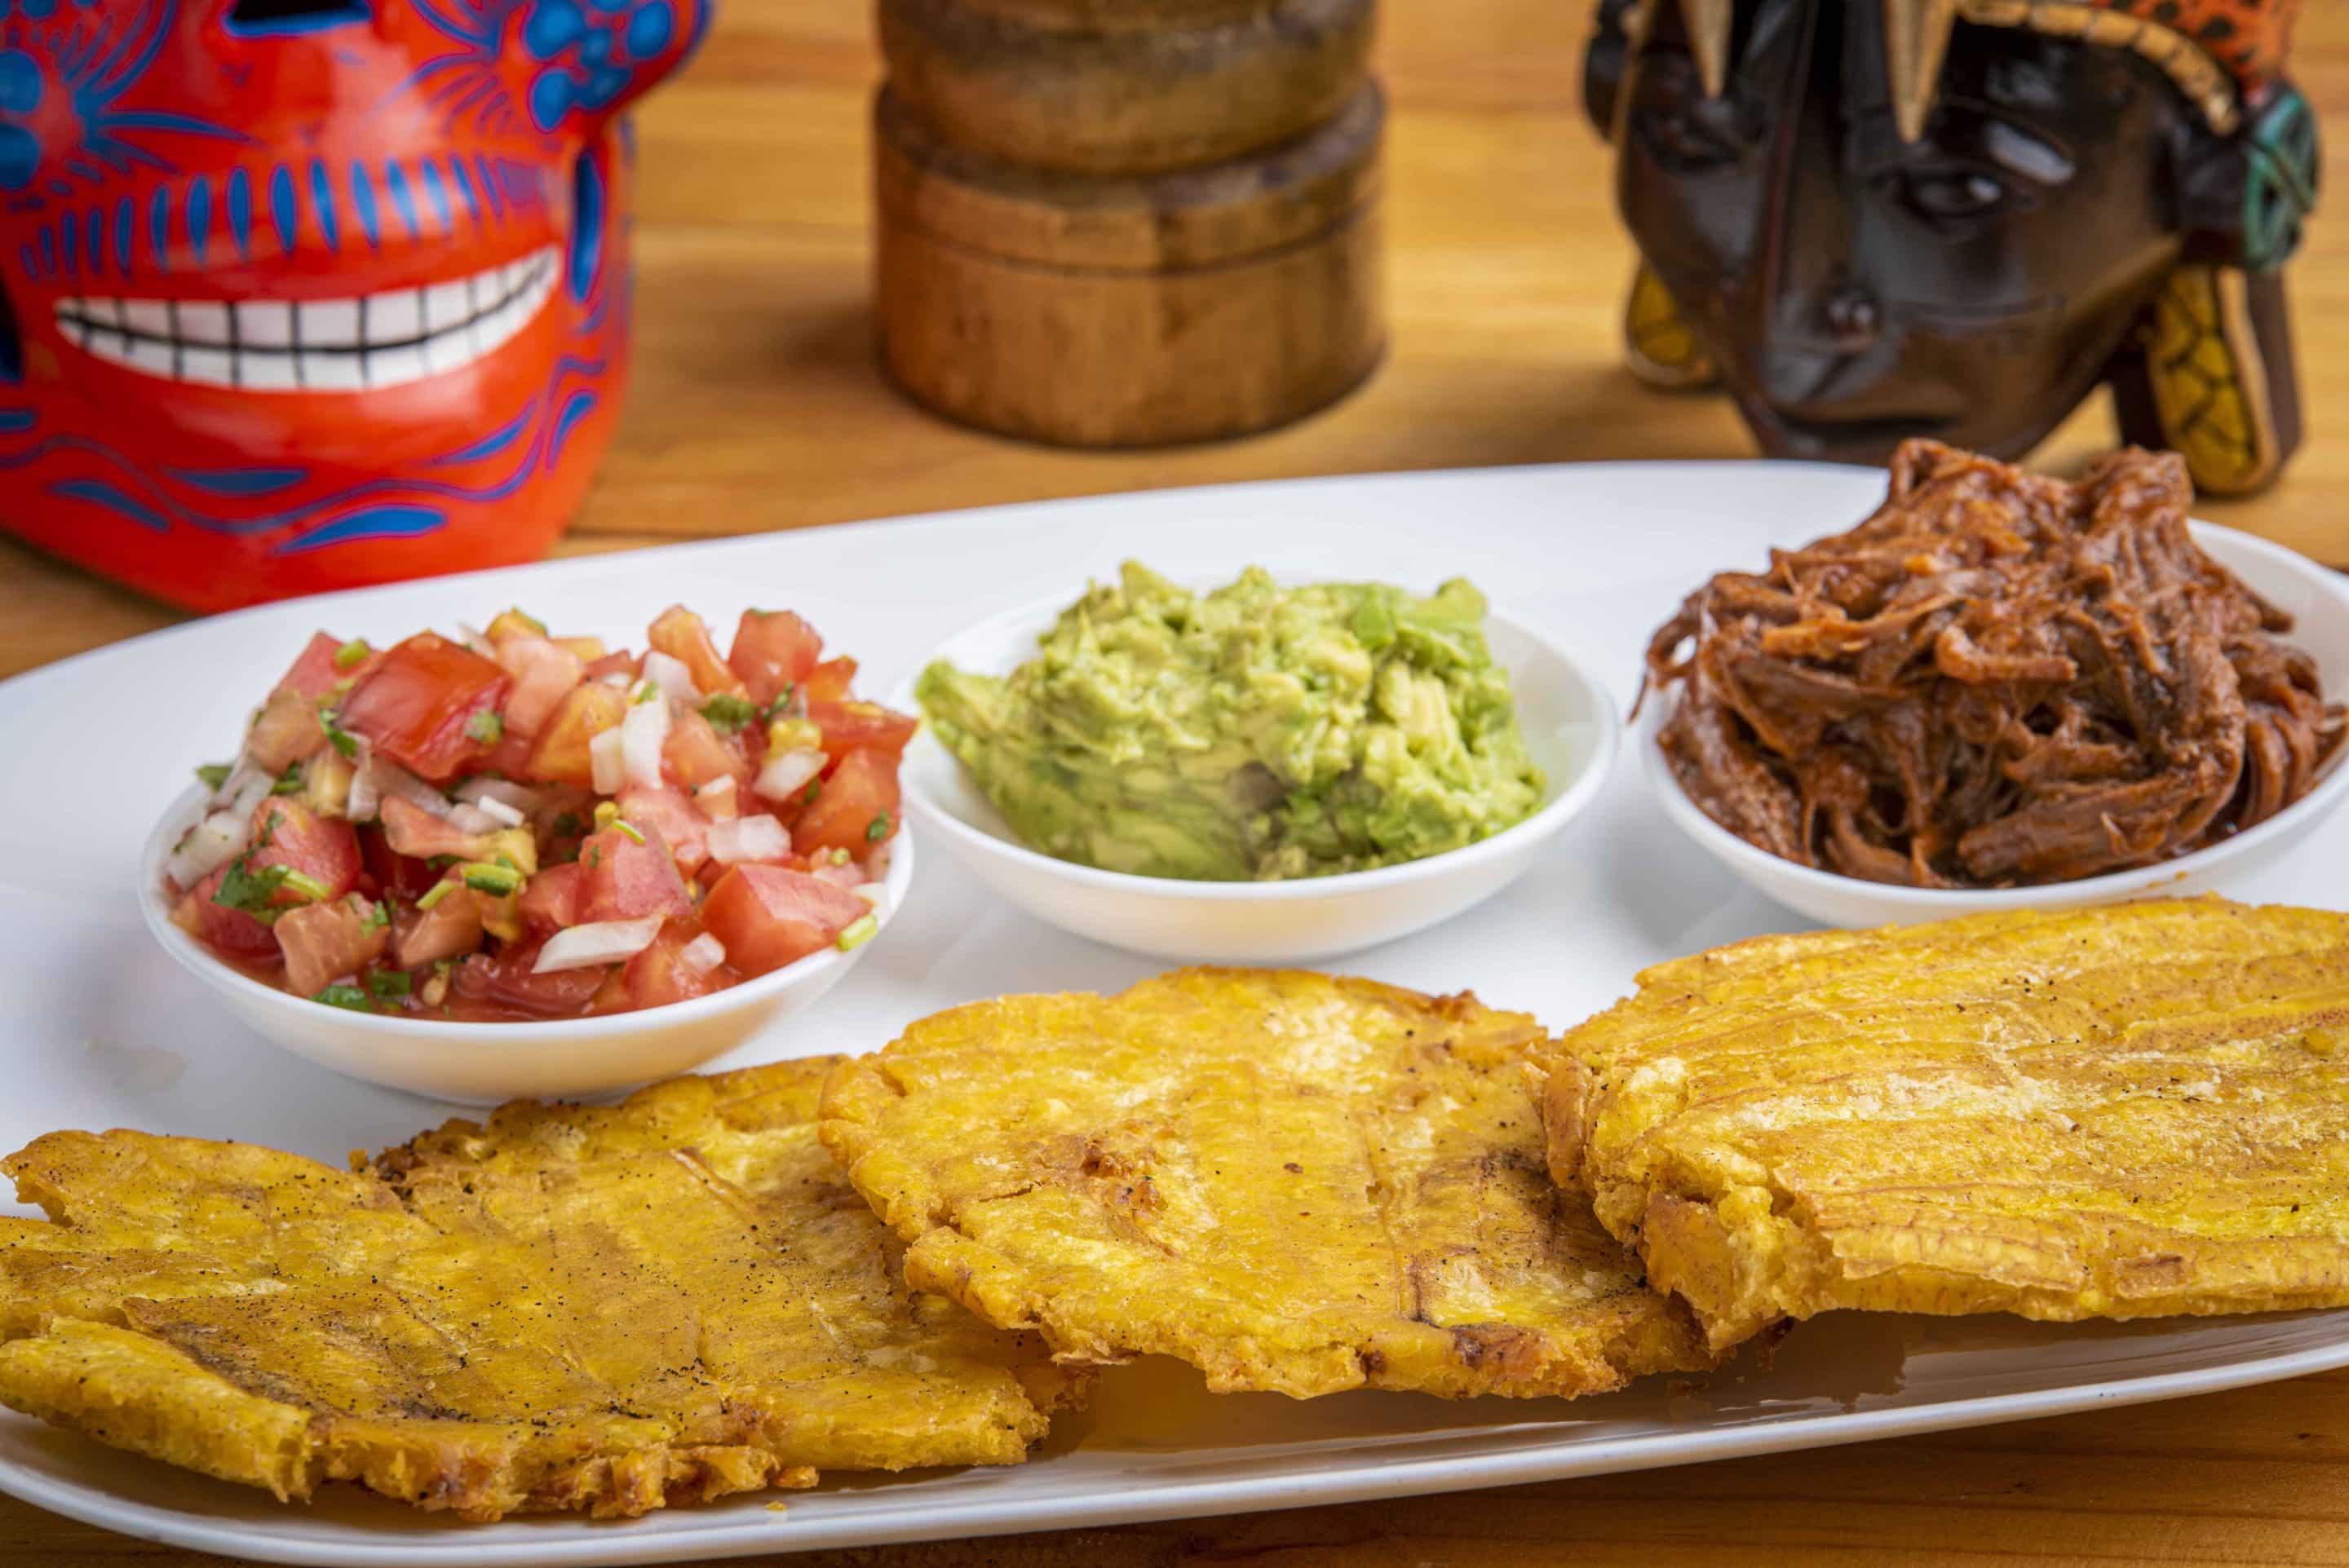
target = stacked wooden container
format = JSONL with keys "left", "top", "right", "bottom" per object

{"left": 874, "top": 0, "right": 1387, "bottom": 447}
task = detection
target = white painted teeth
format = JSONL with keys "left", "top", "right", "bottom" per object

{"left": 55, "top": 245, "right": 559, "bottom": 391}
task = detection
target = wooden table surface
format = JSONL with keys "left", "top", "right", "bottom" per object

{"left": 7, "top": 2, "right": 2349, "bottom": 1564}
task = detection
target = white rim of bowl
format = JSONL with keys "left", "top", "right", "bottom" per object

{"left": 1636, "top": 519, "right": 2349, "bottom": 912}
{"left": 138, "top": 781, "right": 915, "bottom": 1042}
{"left": 889, "top": 595, "right": 1621, "bottom": 901}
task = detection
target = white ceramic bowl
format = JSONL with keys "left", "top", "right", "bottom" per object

{"left": 139, "top": 790, "right": 914, "bottom": 1105}
{"left": 893, "top": 594, "right": 1618, "bottom": 963}
{"left": 1640, "top": 522, "right": 2349, "bottom": 929}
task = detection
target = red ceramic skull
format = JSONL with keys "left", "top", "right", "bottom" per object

{"left": 0, "top": 0, "right": 705, "bottom": 610}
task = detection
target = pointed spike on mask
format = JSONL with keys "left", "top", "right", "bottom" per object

{"left": 1882, "top": 0, "right": 1958, "bottom": 142}
{"left": 1677, "top": 0, "right": 1734, "bottom": 99}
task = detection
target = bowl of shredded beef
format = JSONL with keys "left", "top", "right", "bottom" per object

{"left": 1643, "top": 440, "right": 2348, "bottom": 923}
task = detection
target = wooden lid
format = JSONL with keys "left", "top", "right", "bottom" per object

{"left": 873, "top": 80, "right": 1383, "bottom": 272}
{"left": 924, "top": 0, "right": 1273, "bottom": 32}
{"left": 879, "top": 0, "right": 1376, "bottom": 175}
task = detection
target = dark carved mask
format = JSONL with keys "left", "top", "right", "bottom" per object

{"left": 1586, "top": 0, "right": 2319, "bottom": 495}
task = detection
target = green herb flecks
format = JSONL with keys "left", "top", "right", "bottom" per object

{"left": 465, "top": 709, "right": 505, "bottom": 744}
{"left": 701, "top": 693, "right": 759, "bottom": 734}
{"left": 865, "top": 811, "right": 892, "bottom": 843}
{"left": 312, "top": 983, "right": 376, "bottom": 1013}
{"left": 195, "top": 762, "right": 233, "bottom": 791}
{"left": 365, "top": 968, "right": 413, "bottom": 1000}
{"left": 334, "top": 638, "right": 371, "bottom": 671}
{"left": 316, "top": 704, "right": 360, "bottom": 760}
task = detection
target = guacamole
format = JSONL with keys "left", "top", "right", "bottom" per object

{"left": 916, "top": 563, "right": 1545, "bottom": 881}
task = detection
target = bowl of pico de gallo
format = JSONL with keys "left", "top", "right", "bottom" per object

{"left": 140, "top": 603, "right": 915, "bottom": 1103}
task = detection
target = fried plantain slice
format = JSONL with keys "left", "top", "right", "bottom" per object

{"left": 0, "top": 1061, "right": 1084, "bottom": 1521}
{"left": 821, "top": 968, "right": 1715, "bottom": 1399}
{"left": 1535, "top": 899, "right": 2349, "bottom": 1354}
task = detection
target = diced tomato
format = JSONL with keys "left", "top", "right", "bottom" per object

{"left": 525, "top": 681, "right": 628, "bottom": 786}
{"left": 174, "top": 865, "right": 280, "bottom": 957}
{"left": 358, "top": 824, "right": 440, "bottom": 902}
{"left": 728, "top": 610, "right": 821, "bottom": 707}
{"left": 622, "top": 919, "right": 723, "bottom": 1010}
{"left": 480, "top": 727, "right": 538, "bottom": 780}
{"left": 492, "top": 632, "right": 584, "bottom": 740}
{"left": 450, "top": 943, "right": 606, "bottom": 1017}
{"left": 802, "top": 656, "right": 857, "bottom": 705}
{"left": 809, "top": 699, "right": 918, "bottom": 763}
{"left": 248, "top": 800, "right": 363, "bottom": 908}
{"left": 582, "top": 650, "right": 638, "bottom": 683}
{"left": 379, "top": 796, "right": 492, "bottom": 864}
{"left": 517, "top": 860, "right": 582, "bottom": 934}
{"left": 392, "top": 880, "right": 486, "bottom": 967}
{"left": 276, "top": 894, "right": 391, "bottom": 998}
{"left": 792, "top": 749, "right": 900, "bottom": 858}
{"left": 276, "top": 632, "right": 356, "bottom": 702}
{"left": 649, "top": 606, "right": 747, "bottom": 698}
{"left": 338, "top": 634, "right": 511, "bottom": 785}
{"left": 246, "top": 686, "right": 326, "bottom": 773}
{"left": 617, "top": 785, "right": 710, "bottom": 874}
{"left": 577, "top": 823, "right": 696, "bottom": 924}
{"left": 701, "top": 864, "right": 868, "bottom": 978}
{"left": 662, "top": 708, "right": 748, "bottom": 792}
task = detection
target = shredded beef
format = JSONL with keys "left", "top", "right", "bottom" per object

{"left": 1644, "top": 440, "right": 2345, "bottom": 887}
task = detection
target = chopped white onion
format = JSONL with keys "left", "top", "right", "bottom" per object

{"left": 640, "top": 651, "right": 701, "bottom": 707}
{"left": 472, "top": 795, "right": 527, "bottom": 828}
{"left": 368, "top": 757, "right": 453, "bottom": 819}
{"left": 212, "top": 760, "right": 270, "bottom": 811}
{"left": 532, "top": 915, "right": 665, "bottom": 974}
{"left": 455, "top": 621, "right": 498, "bottom": 659}
{"left": 752, "top": 748, "right": 825, "bottom": 802}
{"left": 598, "top": 671, "right": 633, "bottom": 690}
{"left": 706, "top": 814, "right": 792, "bottom": 865}
{"left": 680, "top": 933, "right": 727, "bottom": 974}
{"left": 166, "top": 813, "right": 249, "bottom": 888}
{"left": 343, "top": 737, "right": 380, "bottom": 821}
{"left": 621, "top": 692, "right": 670, "bottom": 789}
{"left": 223, "top": 771, "right": 273, "bottom": 826}
{"left": 589, "top": 727, "right": 626, "bottom": 795}
{"left": 694, "top": 775, "right": 738, "bottom": 819}
{"left": 454, "top": 777, "right": 545, "bottom": 813}
{"left": 445, "top": 802, "right": 504, "bottom": 835}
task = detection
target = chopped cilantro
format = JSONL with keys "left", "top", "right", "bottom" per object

{"left": 271, "top": 762, "right": 305, "bottom": 796}
{"left": 316, "top": 705, "right": 359, "bottom": 760}
{"left": 460, "top": 862, "right": 524, "bottom": 895}
{"left": 803, "top": 778, "right": 821, "bottom": 804}
{"left": 333, "top": 638, "right": 370, "bottom": 671}
{"left": 758, "top": 685, "right": 797, "bottom": 724}
{"left": 551, "top": 811, "right": 584, "bottom": 839}
{"left": 211, "top": 859, "right": 291, "bottom": 921}
{"left": 365, "top": 968, "right": 413, "bottom": 999}
{"left": 701, "top": 693, "right": 759, "bottom": 734}
{"left": 312, "top": 983, "right": 375, "bottom": 1013}
{"left": 194, "top": 762, "right": 232, "bottom": 791}
{"left": 865, "top": 811, "right": 892, "bottom": 843}
{"left": 277, "top": 868, "right": 333, "bottom": 903}
{"left": 585, "top": 844, "right": 602, "bottom": 868}
{"left": 465, "top": 709, "right": 505, "bottom": 744}
{"left": 613, "top": 819, "right": 646, "bottom": 846}
{"left": 357, "top": 898, "right": 390, "bottom": 934}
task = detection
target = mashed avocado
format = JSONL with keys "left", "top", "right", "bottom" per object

{"left": 916, "top": 563, "right": 1545, "bottom": 881}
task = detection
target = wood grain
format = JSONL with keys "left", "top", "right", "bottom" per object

{"left": 878, "top": 0, "right": 1376, "bottom": 173}
{"left": 6, "top": 0, "right": 2349, "bottom": 1561}
{"left": 875, "top": 82, "right": 1384, "bottom": 444}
